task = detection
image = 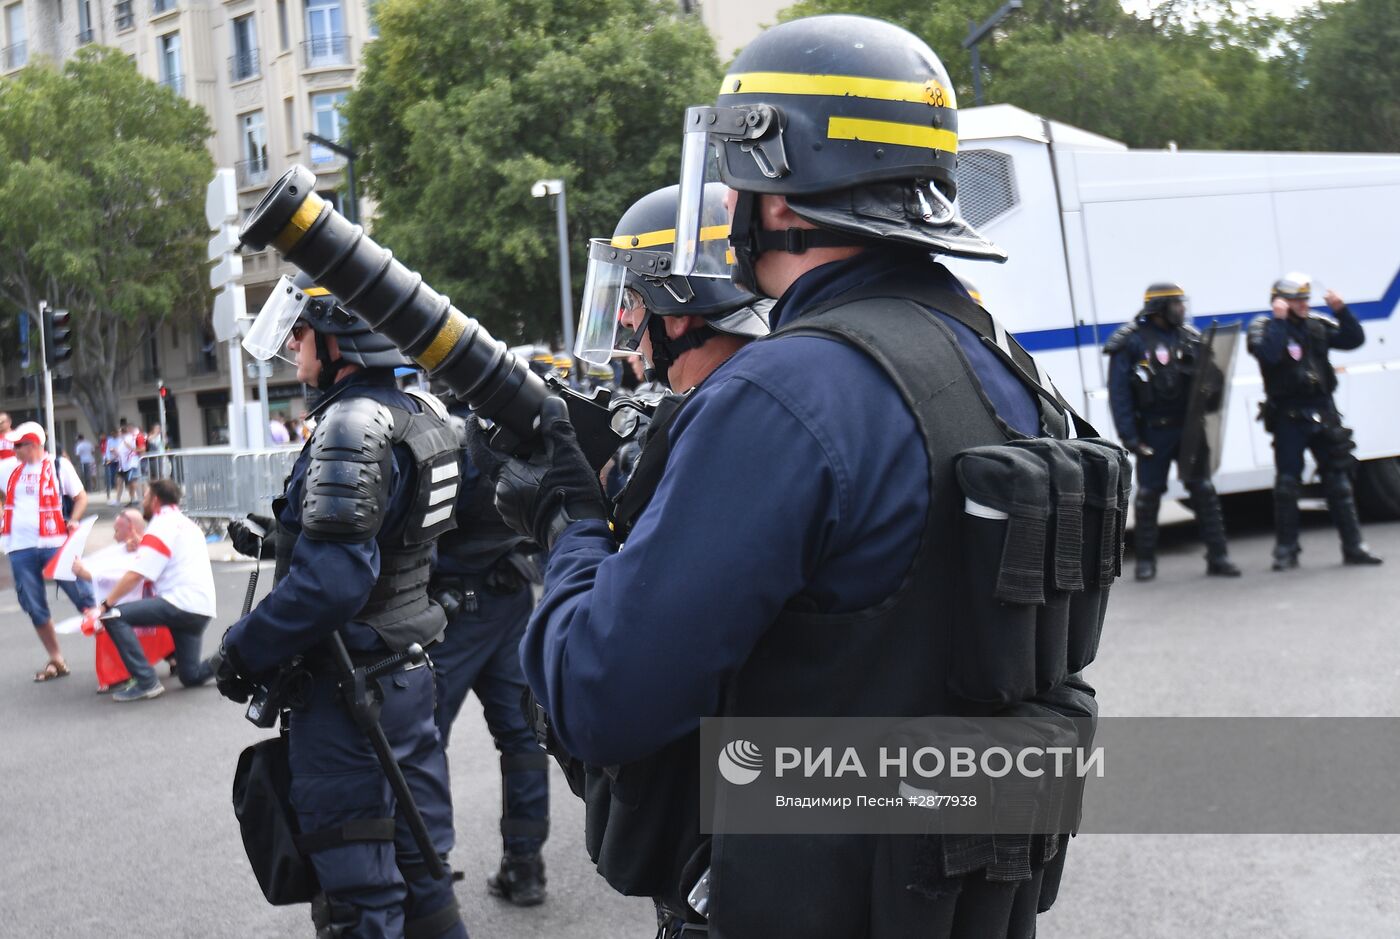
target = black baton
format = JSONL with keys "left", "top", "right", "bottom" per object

{"left": 328, "top": 632, "right": 447, "bottom": 881}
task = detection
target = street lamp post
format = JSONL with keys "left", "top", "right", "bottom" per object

{"left": 962, "top": 0, "right": 1023, "bottom": 107}
{"left": 304, "top": 132, "right": 360, "bottom": 224}
{"left": 532, "top": 178, "right": 575, "bottom": 355}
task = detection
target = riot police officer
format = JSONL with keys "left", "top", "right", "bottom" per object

{"left": 428, "top": 395, "right": 550, "bottom": 907}
{"left": 479, "top": 17, "right": 1114, "bottom": 938}
{"left": 1247, "top": 273, "right": 1381, "bottom": 569}
{"left": 1104, "top": 283, "right": 1240, "bottom": 580}
{"left": 217, "top": 274, "right": 468, "bottom": 939}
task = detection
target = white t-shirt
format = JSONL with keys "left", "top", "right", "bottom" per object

{"left": 84, "top": 543, "right": 147, "bottom": 606}
{"left": 117, "top": 433, "right": 141, "bottom": 472}
{"left": 128, "top": 505, "right": 217, "bottom": 616}
{"left": 3, "top": 457, "right": 84, "bottom": 552}
{"left": 103, "top": 436, "right": 120, "bottom": 464}
{"left": 74, "top": 439, "right": 94, "bottom": 464}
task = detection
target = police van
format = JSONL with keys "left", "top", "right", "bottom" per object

{"left": 945, "top": 104, "right": 1400, "bottom": 517}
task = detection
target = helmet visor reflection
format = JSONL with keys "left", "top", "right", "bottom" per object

{"left": 243, "top": 275, "right": 312, "bottom": 364}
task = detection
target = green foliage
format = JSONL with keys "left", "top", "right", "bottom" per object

{"left": 0, "top": 48, "right": 212, "bottom": 434}
{"left": 345, "top": 0, "right": 722, "bottom": 343}
{"left": 775, "top": 0, "right": 1388, "bottom": 154}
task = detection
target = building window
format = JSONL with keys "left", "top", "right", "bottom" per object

{"left": 114, "top": 0, "right": 134, "bottom": 31}
{"left": 309, "top": 90, "right": 347, "bottom": 163}
{"left": 77, "top": 0, "right": 94, "bottom": 44}
{"left": 158, "top": 32, "right": 182, "bottom": 95}
{"left": 366, "top": 0, "right": 378, "bottom": 39}
{"left": 276, "top": 0, "right": 288, "bottom": 50}
{"left": 236, "top": 110, "right": 268, "bottom": 187}
{"left": 303, "top": 0, "right": 347, "bottom": 67}
{"left": 152, "top": 0, "right": 176, "bottom": 15}
{"left": 4, "top": 3, "right": 27, "bottom": 71}
{"left": 229, "top": 13, "right": 259, "bottom": 81}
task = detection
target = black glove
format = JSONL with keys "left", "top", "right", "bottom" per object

{"left": 228, "top": 514, "right": 276, "bottom": 559}
{"left": 462, "top": 413, "right": 510, "bottom": 486}
{"left": 494, "top": 396, "right": 608, "bottom": 549}
{"left": 214, "top": 639, "right": 257, "bottom": 704}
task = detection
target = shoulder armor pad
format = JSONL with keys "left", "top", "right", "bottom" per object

{"left": 1102, "top": 322, "right": 1138, "bottom": 356}
{"left": 1180, "top": 323, "right": 1202, "bottom": 341}
{"left": 1311, "top": 313, "right": 1339, "bottom": 330}
{"left": 404, "top": 387, "right": 450, "bottom": 422}
{"left": 1247, "top": 315, "right": 1271, "bottom": 340}
{"left": 302, "top": 397, "right": 395, "bottom": 542}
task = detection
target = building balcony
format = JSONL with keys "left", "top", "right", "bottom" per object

{"left": 3, "top": 41, "right": 27, "bottom": 71}
{"left": 302, "top": 34, "right": 350, "bottom": 69}
{"left": 114, "top": 1, "right": 134, "bottom": 31}
{"left": 235, "top": 154, "right": 269, "bottom": 189}
{"left": 229, "top": 48, "right": 260, "bottom": 82}
{"left": 77, "top": 28, "right": 95, "bottom": 45}
{"left": 159, "top": 72, "right": 184, "bottom": 96}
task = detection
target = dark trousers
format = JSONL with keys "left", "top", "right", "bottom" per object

{"left": 289, "top": 663, "right": 466, "bottom": 939}
{"left": 106, "top": 596, "right": 213, "bottom": 687}
{"left": 432, "top": 584, "right": 549, "bottom": 855}
{"left": 1271, "top": 413, "right": 1343, "bottom": 479}
{"left": 1134, "top": 423, "right": 1189, "bottom": 493}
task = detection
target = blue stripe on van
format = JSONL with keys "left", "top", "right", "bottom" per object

{"left": 1012, "top": 268, "right": 1400, "bottom": 353}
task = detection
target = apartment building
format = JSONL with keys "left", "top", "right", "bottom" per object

{"left": 0, "top": 0, "right": 375, "bottom": 449}
{"left": 0, "top": 0, "right": 780, "bottom": 453}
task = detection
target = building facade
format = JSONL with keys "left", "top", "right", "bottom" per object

{"left": 0, "top": 0, "right": 778, "bottom": 457}
{"left": 0, "top": 0, "right": 376, "bottom": 452}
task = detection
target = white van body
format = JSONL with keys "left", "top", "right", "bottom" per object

{"left": 945, "top": 104, "right": 1400, "bottom": 505}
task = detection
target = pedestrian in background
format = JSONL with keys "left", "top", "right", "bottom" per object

{"left": 74, "top": 434, "right": 96, "bottom": 490}
{"left": 103, "top": 429, "right": 120, "bottom": 503}
{"left": 1, "top": 422, "right": 94, "bottom": 682}
{"left": 117, "top": 421, "right": 143, "bottom": 507}
{"left": 91, "top": 478, "right": 218, "bottom": 702}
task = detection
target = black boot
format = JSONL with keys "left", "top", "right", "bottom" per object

{"left": 1133, "top": 490, "right": 1161, "bottom": 581}
{"left": 1323, "top": 472, "right": 1383, "bottom": 565}
{"left": 1188, "top": 481, "right": 1241, "bottom": 577}
{"left": 488, "top": 853, "right": 546, "bottom": 906}
{"left": 1272, "top": 475, "right": 1302, "bottom": 571}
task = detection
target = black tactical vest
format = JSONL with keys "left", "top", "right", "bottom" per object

{"left": 1255, "top": 316, "right": 1337, "bottom": 404}
{"left": 272, "top": 391, "right": 460, "bottom": 652}
{"left": 1107, "top": 317, "right": 1197, "bottom": 417}
{"left": 432, "top": 409, "right": 530, "bottom": 577}
{"left": 580, "top": 282, "right": 1128, "bottom": 938}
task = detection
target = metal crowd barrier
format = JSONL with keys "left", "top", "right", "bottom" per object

{"left": 141, "top": 446, "right": 301, "bottom": 521}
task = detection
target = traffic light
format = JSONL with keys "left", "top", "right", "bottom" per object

{"left": 43, "top": 308, "right": 72, "bottom": 368}
{"left": 159, "top": 382, "right": 169, "bottom": 400}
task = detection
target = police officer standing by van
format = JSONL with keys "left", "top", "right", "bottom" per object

{"left": 217, "top": 274, "right": 469, "bottom": 939}
{"left": 1247, "top": 273, "right": 1381, "bottom": 570}
{"left": 1105, "top": 283, "right": 1240, "bottom": 580}
{"left": 479, "top": 16, "right": 1120, "bottom": 938}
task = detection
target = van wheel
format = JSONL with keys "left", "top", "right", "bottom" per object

{"left": 1356, "top": 457, "right": 1400, "bottom": 521}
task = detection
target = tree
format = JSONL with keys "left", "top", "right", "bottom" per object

{"left": 344, "top": 0, "right": 722, "bottom": 344}
{"left": 0, "top": 49, "right": 213, "bottom": 437}
{"left": 1299, "top": 0, "right": 1400, "bottom": 151}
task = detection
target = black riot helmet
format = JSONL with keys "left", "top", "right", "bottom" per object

{"left": 672, "top": 15, "right": 1004, "bottom": 294}
{"left": 243, "top": 270, "right": 411, "bottom": 391}
{"left": 1142, "top": 282, "right": 1187, "bottom": 328}
{"left": 576, "top": 184, "right": 768, "bottom": 385}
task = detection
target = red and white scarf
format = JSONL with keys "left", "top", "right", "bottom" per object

{"left": 3, "top": 457, "right": 66, "bottom": 545}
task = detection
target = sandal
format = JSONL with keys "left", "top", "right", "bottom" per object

{"left": 34, "top": 661, "right": 71, "bottom": 682}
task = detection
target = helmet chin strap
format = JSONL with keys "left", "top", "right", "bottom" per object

{"left": 728, "top": 190, "right": 868, "bottom": 295}
{"left": 314, "top": 330, "right": 347, "bottom": 391}
{"left": 643, "top": 312, "right": 718, "bottom": 389}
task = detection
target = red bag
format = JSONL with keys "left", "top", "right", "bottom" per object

{"left": 94, "top": 626, "right": 176, "bottom": 687}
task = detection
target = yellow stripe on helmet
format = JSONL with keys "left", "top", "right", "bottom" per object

{"left": 302, "top": 286, "right": 332, "bottom": 297}
{"left": 721, "top": 72, "right": 954, "bottom": 110}
{"left": 827, "top": 117, "right": 958, "bottom": 153}
{"left": 611, "top": 224, "right": 729, "bottom": 250}
{"left": 1143, "top": 288, "right": 1185, "bottom": 300}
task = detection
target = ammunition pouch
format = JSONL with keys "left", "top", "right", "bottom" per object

{"left": 951, "top": 438, "right": 1128, "bottom": 707}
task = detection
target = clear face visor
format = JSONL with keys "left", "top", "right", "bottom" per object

{"left": 575, "top": 240, "right": 650, "bottom": 367}
{"left": 673, "top": 138, "right": 734, "bottom": 278}
{"left": 244, "top": 275, "right": 314, "bottom": 364}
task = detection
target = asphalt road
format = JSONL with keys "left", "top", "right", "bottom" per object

{"left": 1, "top": 504, "right": 1397, "bottom": 938}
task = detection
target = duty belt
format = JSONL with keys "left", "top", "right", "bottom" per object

{"left": 1144, "top": 415, "right": 1184, "bottom": 429}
